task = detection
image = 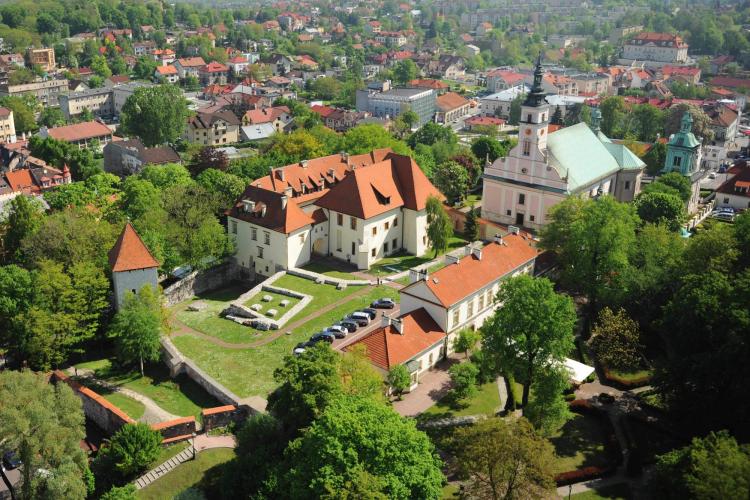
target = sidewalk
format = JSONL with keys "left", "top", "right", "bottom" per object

{"left": 392, "top": 356, "right": 460, "bottom": 417}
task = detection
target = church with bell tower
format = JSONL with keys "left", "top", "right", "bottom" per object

{"left": 481, "top": 55, "right": 646, "bottom": 231}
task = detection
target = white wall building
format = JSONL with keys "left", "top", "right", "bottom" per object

{"left": 108, "top": 222, "right": 159, "bottom": 310}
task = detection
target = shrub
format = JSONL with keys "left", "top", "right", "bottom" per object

{"left": 449, "top": 362, "right": 480, "bottom": 401}
{"left": 387, "top": 365, "right": 411, "bottom": 400}
{"left": 99, "top": 423, "right": 162, "bottom": 479}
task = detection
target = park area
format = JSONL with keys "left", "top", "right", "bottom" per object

{"left": 136, "top": 448, "right": 233, "bottom": 500}
{"left": 170, "top": 274, "right": 401, "bottom": 399}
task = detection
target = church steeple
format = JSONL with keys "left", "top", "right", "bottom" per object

{"left": 523, "top": 53, "right": 546, "bottom": 108}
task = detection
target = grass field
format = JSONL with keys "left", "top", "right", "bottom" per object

{"left": 172, "top": 284, "right": 400, "bottom": 398}
{"left": 103, "top": 392, "right": 146, "bottom": 420}
{"left": 137, "top": 448, "right": 233, "bottom": 500}
{"left": 420, "top": 381, "right": 502, "bottom": 421}
{"left": 74, "top": 359, "right": 220, "bottom": 420}
{"left": 571, "top": 482, "right": 632, "bottom": 499}
{"left": 300, "top": 260, "right": 358, "bottom": 280}
{"left": 242, "top": 289, "right": 301, "bottom": 313}
{"left": 549, "top": 413, "right": 611, "bottom": 474}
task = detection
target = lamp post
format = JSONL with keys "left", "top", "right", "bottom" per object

{"left": 191, "top": 432, "right": 196, "bottom": 460}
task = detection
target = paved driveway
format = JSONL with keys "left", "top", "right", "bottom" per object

{"left": 392, "top": 356, "right": 461, "bottom": 417}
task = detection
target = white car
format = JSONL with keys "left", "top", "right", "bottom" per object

{"left": 326, "top": 325, "right": 348, "bottom": 338}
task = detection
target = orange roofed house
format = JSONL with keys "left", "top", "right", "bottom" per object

{"left": 227, "top": 149, "right": 444, "bottom": 275}
{"left": 345, "top": 232, "right": 538, "bottom": 389}
{"left": 108, "top": 222, "right": 160, "bottom": 310}
{"left": 38, "top": 121, "right": 114, "bottom": 151}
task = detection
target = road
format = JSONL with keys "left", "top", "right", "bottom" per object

{"left": 333, "top": 305, "right": 401, "bottom": 351}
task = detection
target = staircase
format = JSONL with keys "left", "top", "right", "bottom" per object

{"left": 134, "top": 446, "right": 194, "bottom": 490}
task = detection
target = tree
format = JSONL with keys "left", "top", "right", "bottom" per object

{"left": 665, "top": 103, "right": 714, "bottom": 143}
{"left": 432, "top": 160, "right": 469, "bottom": 204}
{"left": 449, "top": 361, "right": 479, "bottom": 401}
{"left": 267, "top": 342, "right": 344, "bottom": 432}
{"left": 91, "top": 54, "right": 112, "bottom": 78}
{"left": 310, "top": 76, "right": 342, "bottom": 100}
{"left": 139, "top": 163, "right": 193, "bottom": 190}
{"left": 108, "top": 286, "right": 163, "bottom": 376}
{"left": 133, "top": 56, "right": 157, "bottom": 80}
{"left": 342, "top": 124, "right": 410, "bottom": 155}
{"left": 188, "top": 145, "right": 229, "bottom": 176}
{"left": 407, "top": 121, "right": 457, "bottom": 149}
{"left": 650, "top": 172, "right": 691, "bottom": 202}
{"left": 38, "top": 106, "right": 66, "bottom": 127}
{"left": 599, "top": 96, "right": 625, "bottom": 137}
{"left": 392, "top": 59, "right": 418, "bottom": 85}
{"left": 100, "top": 423, "right": 162, "bottom": 478}
{"left": 0, "top": 265, "right": 32, "bottom": 352}
{"left": 649, "top": 431, "right": 750, "bottom": 500}
{"left": 463, "top": 204, "right": 480, "bottom": 241}
{"left": 452, "top": 417, "right": 556, "bottom": 500}
{"left": 8, "top": 67, "right": 36, "bottom": 85}
{"left": 508, "top": 94, "right": 523, "bottom": 125}
{"left": 735, "top": 212, "right": 750, "bottom": 269}
{"left": 643, "top": 141, "right": 667, "bottom": 176}
{"left": 524, "top": 367, "right": 572, "bottom": 435}
{"left": 453, "top": 328, "right": 480, "bottom": 359}
{"left": 588, "top": 308, "right": 642, "bottom": 371}
{"left": 387, "top": 365, "right": 411, "bottom": 400}
{"left": 284, "top": 395, "right": 444, "bottom": 499}
{"left": 471, "top": 136, "right": 507, "bottom": 163}
{"left": 196, "top": 169, "right": 245, "bottom": 209}
{"left": 0, "top": 370, "right": 89, "bottom": 500}
{"left": 635, "top": 191, "right": 685, "bottom": 231}
{"left": 540, "top": 196, "right": 639, "bottom": 326}
{"left": 482, "top": 275, "right": 576, "bottom": 408}
{"left": 272, "top": 129, "right": 327, "bottom": 161}
{"left": 3, "top": 194, "right": 44, "bottom": 263}
{"left": 100, "top": 484, "right": 138, "bottom": 500}
{"left": 425, "top": 196, "right": 453, "bottom": 257}
{"left": 0, "top": 95, "right": 37, "bottom": 133}
{"left": 120, "top": 85, "right": 190, "bottom": 146}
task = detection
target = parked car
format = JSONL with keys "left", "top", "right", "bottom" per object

{"left": 340, "top": 320, "right": 359, "bottom": 332}
{"left": 712, "top": 212, "right": 736, "bottom": 222}
{"left": 326, "top": 325, "right": 348, "bottom": 338}
{"left": 347, "top": 312, "right": 370, "bottom": 326}
{"left": 360, "top": 308, "right": 378, "bottom": 320}
{"left": 371, "top": 298, "right": 396, "bottom": 309}
{"left": 310, "top": 331, "right": 335, "bottom": 344}
{"left": 2, "top": 451, "right": 21, "bottom": 470}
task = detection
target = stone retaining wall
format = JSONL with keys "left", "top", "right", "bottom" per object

{"left": 151, "top": 416, "right": 196, "bottom": 441}
{"left": 222, "top": 280, "right": 312, "bottom": 330}
{"left": 161, "top": 336, "right": 264, "bottom": 415}
{"left": 163, "top": 262, "right": 248, "bottom": 307}
{"left": 202, "top": 405, "right": 249, "bottom": 432}
{"left": 52, "top": 370, "right": 133, "bottom": 435}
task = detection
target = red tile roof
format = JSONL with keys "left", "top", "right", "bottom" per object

{"left": 108, "top": 222, "right": 160, "bottom": 272}
{"left": 156, "top": 65, "right": 177, "bottom": 75}
{"left": 466, "top": 116, "right": 505, "bottom": 127}
{"left": 45, "top": 121, "right": 112, "bottom": 143}
{"left": 716, "top": 163, "right": 750, "bottom": 198}
{"left": 710, "top": 76, "right": 750, "bottom": 90}
{"left": 202, "top": 61, "right": 229, "bottom": 73}
{"left": 310, "top": 104, "right": 336, "bottom": 118}
{"left": 243, "top": 106, "right": 290, "bottom": 124}
{"left": 436, "top": 92, "right": 470, "bottom": 112}
{"left": 409, "top": 79, "right": 449, "bottom": 90}
{"left": 5, "top": 170, "right": 39, "bottom": 194}
{"left": 177, "top": 57, "right": 206, "bottom": 68}
{"left": 345, "top": 308, "right": 446, "bottom": 370}
{"left": 403, "top": 234, "right": 538, "bottom": 307}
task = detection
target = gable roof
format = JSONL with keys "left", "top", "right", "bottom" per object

{"left": 188, "top": 110, "right": 240, "bottom": 128}
{"left": 227, "top": 184, "right": 315, "bottom": 233}
{"left": 402, "top": 234, "right": 538, "bottom": 307}
{"left": 345, "top": 308, "right": 446, "bottom": 370}
{"left": 436, "top": 92, "right": 469, "bottom": 112}
{"left": 45, "top": 121, "right": 112, "bottom": 143}
{"left": 108, "top": 222, "right": 159, "bottom": 272}
{"left": 177, "top": 57, "right": 206, "bottom": 68}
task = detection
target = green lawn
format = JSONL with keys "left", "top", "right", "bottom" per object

{"left": 73, "top": 359, "right": 220, "bottom": 420}
{"left": 421, "top": 381, "right": 501, "bottom": 421}
{"left": 137, "top": 448, "right": 234, "bottom": 500}
{"left": 152, "top": 442, "right": 190, "bottom": 469}
{"left": 549, "top": 413, "right": 612, "bottom": 474}
{"left": 300, "top": 260, "right": 358, "bottom": 280}
{"left": 571, "top": 482, "right": 632, "bottom": 499}
{"left": 369, "top": 234, "right": 467, "bottom": 276}
{"left": 442, "top": 482, "right": 460, "bottom": 499}
{"left": 103, "top": 392, "right": 146, "bottom": 421}
{"left": 172, "top": 284, "right": 400, "bottom": 398}
{"left": 243, "top": 289, "right": 300, "bottom": 312}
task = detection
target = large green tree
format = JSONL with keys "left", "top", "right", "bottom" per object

{"left": 482, "top": 275, "right": 576, "bottom": 408}
{"left": 523, "top": 366, "right": 572, "bottom": 435}
{"left": 588, "top": 307, "right": 642, "bottom": 371}
{"left": 108, "top": 286, "right": 163, "bottom": 376}
{"left": 120, "top": 85, "right": 190, "bottom": 146}
{"left": 649, "top": 431, "right": 750, "bottom": 500}
{"left": 2, "top": 194, "right": 44, "bottom": 263}
{"left": 97, "top": 423, "right": 162, "bottom": 478}
{"left": 284, "top": 395, "right": 444, "bottom": 499}
{"left": 635, "top": 191, "right": 685, "bottom": 231}
{"left": 452, "top": 417, "right": 556, "bottom": 500}
{"left": 432, "top": 160, "right": 469, "bottom": 204}
{"left": 425, "top": 196, "right": 453, "bottom": 257}
{"left": 0, "top": 370, "right": 90, "bottom": 500}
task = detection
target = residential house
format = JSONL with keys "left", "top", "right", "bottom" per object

{"left": 481, "top": 59, "right": 645, "bottom": 230}
{"left": 103, "top": 138, "right": 181, "bottom": 176}
{"left": 105, "top": 75, "right": 130, "bottom": 87}
{"left": 174, "top": 57, "right": 206, "bottom": 79}
{"left": 0, "top": 79, "right": 68, "bottom": 107}
{"left": 152, "top": 49, "right": 176, "bottom": 66}
{"left": 465, "top": 115, "right": 505, "bottom": 132}
{"left": 133, "top": 41, "right": 156, "bottom": 56}
{"left": 155, "top": 65, "right": 179, "bottom": 84}
{"left": 485, "top": 69, "right": 526, "bottom": 93}
{"left": 38, "top": 121, "right": 114, "bottom": 151}
{"left": 228, "top": 55, "right": 250, "bottom": 76}
{"left": 322, "top": 108, "right": 372, "bottom": 132}
{"left": 570, "top": 73, "right": 609, "bottom": 96}
{"left": 435, "top": 92, "right": 471, "bottom": 124}
{"left": 621, "top": 32, "right": 688, "bottom": 65}
{"left": 184, "top": 110, "right": 241, "bottom": 146}
{"left": 25, "top": 48, "right": 56, "bottom": 72}
{"left": 199, "top": 62, "right": 230, "bottom": 85}
{"left": 346, "top": 232, "right": 537, "bottom": 388}
{"left": 1, "top": 163, "right": 71, "bottom": 198}
{"left": 240, "top": 123, "right": 277, "bottom": 142}
{"left": 226, "top": 149, "right": 444, "bottom": 274}
{"left": 0, "top": 107, "right": 16, "bottom": 143}
{"left": 480, "top": 84, "right": 529, "bottom": 118}
{"left": 715, "top": 163, "right": 750, "bottom": 211}
{"left": 660, "top": 65, "right": 701, "bottom": 85}
{"left": 241, "top": 106, "right": 292, "bottom": 133}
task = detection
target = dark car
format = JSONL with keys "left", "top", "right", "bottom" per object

{"left": 2, "top": 451, "right": 21, "bottom": 470}
{"left": 371, "top": 298, "right": 396, "bottom": 309}
{"left": 360, "top": 308, "right": 378, "bottom": 320}
{"left": 310, "top": 332, "right": 335, "bottom": 344}
{"left": 346, "top": 314, "right": 369, "bottom": 327}
{"left": 340, "top": 320, "right": 359, "bottom": 332}
{"left": 326, "top": 325, "right": 348, "bottom": 338}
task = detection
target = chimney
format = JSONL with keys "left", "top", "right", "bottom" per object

{"left": 381, "top": 314, "right": 391, "bottom": 328}
{"left": 391, "top": 316, "right": 404, "bottom": 335}
{"left": 471, "top": 247, "right": 483, "bottom": 260}
{"left": 493, "top": 233, "right": 503, "bottom": 245}
{"left": 444, "top": 253, "right": 460, "bottom": 265}
{"left": 340, "top": 151, "right": 349, "bottom": 164}
{"left": 284, "top": 186, "right": 293, "bottom": 198}
{"left": 508, "top": 225, "right": 520, "bottom": 235}
{"left": 261, "top": 206, "right": 267, "bottom": 217}
{"left": 408, "top": 268, "right": 427, "bottom": 283}
{"left": 280, "top": 194, "right": 288, "bottom": 209}
{"left": 301, "top": 160, "right": 309, "bottom": 168}
{"left": 278, "top": 168, "right": 285, "bottom": 181}
{"left": 464, "top": 244, "right": 473, "bottom": 256}
{"left": 328, "top": 167, "right": 335, "bottom": 179}
{"left": 242, "top": 199, "right": 255, "bottom": 212}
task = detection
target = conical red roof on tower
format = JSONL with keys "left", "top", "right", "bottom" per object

{"left": 108, "top": 222, "right": 159, "bottom": 272}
